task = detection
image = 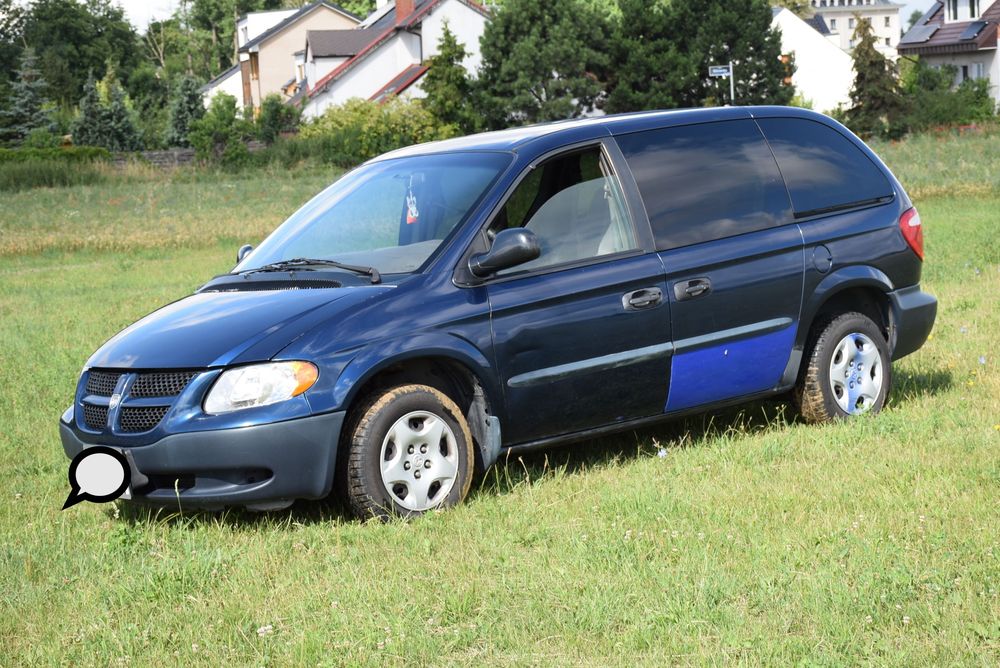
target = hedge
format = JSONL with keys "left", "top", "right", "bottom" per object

{"left": 0, "top": 146, "right": 112, "bottom": 164}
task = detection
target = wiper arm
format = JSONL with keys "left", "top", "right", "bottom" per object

{"left": 241, "top": 258, "right": 381, "bottom": 284}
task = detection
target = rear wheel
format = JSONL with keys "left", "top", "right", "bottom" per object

{"left": 795, "top": 312, "right": 891, "bottom": 423}
{"left": 343, "top": 384, "right": 474, "bottom": 520}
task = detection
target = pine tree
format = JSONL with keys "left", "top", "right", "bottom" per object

{"left": 71, "top": 73, "right": 108, "bottom": 148}
{"left": 166, "top": 75, "right": 206, "bottom": 147}
{"left": 104, "top": 83, "right": 142, "bottom": 151}
{"left": 604, "top": 0, "right": 695, "bottom": 113}
{"left": 477, "top": 0, "right": 611, "bottom": 128}
{"left": 421, "top": 23, "right": 479, "bottom": 134}
{"left": 0, "top": 48, "right": 52, "bottom": 145}
{"left": 847, "top": 16, "right": 905, "bottom": 138}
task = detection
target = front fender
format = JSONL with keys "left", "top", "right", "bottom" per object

{"left": 331, "top": 332, "right": 502, "bottom": 417}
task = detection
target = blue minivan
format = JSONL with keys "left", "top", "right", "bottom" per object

{"left": 60, "top": 107, "right": 936, "bottom": 518}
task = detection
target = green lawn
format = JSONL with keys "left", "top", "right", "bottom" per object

{"left": 0, "top": 138, "right": 998, "bottom": 665}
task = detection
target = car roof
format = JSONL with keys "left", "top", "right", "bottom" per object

{"left": 372, "top": 106, "right": 831, "bottom": 161}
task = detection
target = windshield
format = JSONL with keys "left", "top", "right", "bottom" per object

{"left": 235, "top": 152, "right": 512, "bottom": 276}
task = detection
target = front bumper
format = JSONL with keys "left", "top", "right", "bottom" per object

{"left": 888, "top": 285, "right": 937, "bottom": 360}
{"left": 60, "top": 411, "right": 345, "bottom": 509}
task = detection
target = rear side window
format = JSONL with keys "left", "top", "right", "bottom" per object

{"left": 757, "top": 118, "right": 893, "bottom": 217}
{"left": 616, "top": 120, "right": 792, "bottom": 250}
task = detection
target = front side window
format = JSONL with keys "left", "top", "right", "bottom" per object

{"left": 616, "top": 119, "right": 792, "bottom": 251}
{"left": 487, "top": 146, "right": 636, "bottom": 274}
{"left": 237, "top": 152, "right": 511, "bottom": 275}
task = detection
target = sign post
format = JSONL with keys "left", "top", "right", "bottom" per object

{"left": 708, "top": 61, "right": 736, "bottom": 105}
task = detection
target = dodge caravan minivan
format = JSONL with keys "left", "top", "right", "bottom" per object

{"left": 60, "top": 107, "right": 936, "bottom": 519}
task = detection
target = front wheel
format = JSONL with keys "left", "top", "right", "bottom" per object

{"left": 795, "top": 312, "right": 892, "bottom": 423}
{"left": 343, "top": 384, "right": 474, "bottom": 520}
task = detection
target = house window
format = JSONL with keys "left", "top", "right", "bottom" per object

{"left": 948, "top": 0, "right": 958, "bottom": 20}
{"left": 830, "top": 18, "right": 837, "bottom": 29}
{"left": 885, "top": 37, "right": 891, "bottom": 46}
{"left": 849, "top": 38, "right": 855, "bottom": 48}
{"left": 973, "top": 62, "right": 985, "bottom": 79}
{"left": 848, "top": 17, "right": 855, "bottom": 29}
{"left": 884, "top": 16, "right": 891, "bottom": 27}
{"left": 969, "top": 0, "right": 980, "bottom": 18}
{"left": 961, "top": 65, "right": 969, "bottom": 81}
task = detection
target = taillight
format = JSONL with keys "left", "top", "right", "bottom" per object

{"left": 899, "top": 207, "right": 923, "bottom": 260}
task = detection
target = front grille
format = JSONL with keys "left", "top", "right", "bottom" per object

{"left": 85, "top": 370, "right": 122, "bottom": 397}
{"left": 119, "top": 406, "right": 170, "bottom": 433}
{"left": 82, "top": 403, "right": 108, "bottom": 430}
{"left": 131, "top": 371, "right": 198, "bottom": 398}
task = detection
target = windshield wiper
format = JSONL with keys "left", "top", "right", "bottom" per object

{"left": 240, "top": 258, "right": 381, "bottom": 284}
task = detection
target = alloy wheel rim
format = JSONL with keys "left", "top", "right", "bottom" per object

{"left": 379, "top": 410, "right": 459, "bottom": 512}
{"left": 829, "top": 332, "right": 883, "bottom": 415}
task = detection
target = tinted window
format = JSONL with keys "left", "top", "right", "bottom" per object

{"left": 488, "top": 147, "right": 636, "bottom": 274}
{"left": 757, "top": 118, "right": 893, "bottom": 217}
{"left": 616, "top": 120, "right": 791, "bottom": 250}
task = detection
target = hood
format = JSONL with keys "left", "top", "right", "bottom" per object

{"left": 87, "top": 286, "right": 391, "bottom": 369}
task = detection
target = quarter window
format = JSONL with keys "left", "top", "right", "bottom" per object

{"left": 616, "top": 120, "right": 792, "bottom": 250}
{"left": 757, "top": 118, "right": 893, "bottom": 217}
{"left": 488, "top": 147, "right": 636, "bottom": 274}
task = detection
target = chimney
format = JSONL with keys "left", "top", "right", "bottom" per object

{"left": 396, "top": 0, "right": 415, "bottom": 21}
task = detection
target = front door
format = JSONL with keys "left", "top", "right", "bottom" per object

{"left": 484, "top": 143, "right": 672, "bottom": 444}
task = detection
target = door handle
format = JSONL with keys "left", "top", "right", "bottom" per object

{"left": 674, "top": 278, "right": 712, "bottom": 301}
{"left": 622, "top": 287, "right": 663, "bottom": 311}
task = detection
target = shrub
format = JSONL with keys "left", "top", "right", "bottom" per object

{"left": 0, "top": 146, "right": 111, "bottom": 163}
{"left": 902, "top": 61, "right": 996, "bottom": 132}
{"left": 166, "top": 76, "right": 205, "bottom": 148}
{"left": 188, "top": 93, "right": 255, "bottom": 168}
{"left": 0, "top": 160, "right": 105, "bottom": 192}
{"left": 299, "top": 98, "right": 457, "bottom": 164}
{"left": 256, "top": 94, "right": 301, "bottom": 145}
{"left": 23, "top": 128, "right": 60, "bottom": 148}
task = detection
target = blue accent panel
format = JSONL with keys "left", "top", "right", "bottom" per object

{"left": 665, "top": 325, "right": 797, "bottom": 412}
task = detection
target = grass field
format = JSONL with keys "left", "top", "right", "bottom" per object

{"left": 0, "top": 133, "right": 998, "bottom": 666}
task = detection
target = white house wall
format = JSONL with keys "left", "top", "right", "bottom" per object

{"left": 772, "top": 9, "right": 854, "bottom": 113}
{"left": 202, "top": 69, "right": 244, "bottom": 107}
{"left": 420, "top": 1, "right": 487, "bottom": 71}
{"left": 305, "top": 56, "right": 347, "bottom": 87}
{"left": 920, "top": 51, "right": 1000, "bottom": 105}
{"left": 237, "top": 9, "right": 298, "bottom": 48}
{"left": 304, "top": 31, "right": 422, "bottom": 117}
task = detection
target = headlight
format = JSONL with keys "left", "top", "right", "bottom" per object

{"left": 204, "top": 361, "right": 318, "bottom": 415}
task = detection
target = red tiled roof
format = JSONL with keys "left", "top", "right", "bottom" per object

{"left": 307, "top": 0, "right": 488, "bottom": 99}
{"left": 370, "top": 64, "right": 429, "bottom": 103}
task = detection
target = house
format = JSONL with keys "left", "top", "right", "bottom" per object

{"left": 301, "top": 0, "right": 489, "bottom": 118}
{"left": 201, "top": 2, "right": 361, "bottom": 110}
{"left": 898, "top": 0, "right": 1000, "bottom": 104}
{"left": 772, "top": 7, "right": 855, "bottom": 112}
{"left": 809, "top": 0, "right": 903, "bottom": 58}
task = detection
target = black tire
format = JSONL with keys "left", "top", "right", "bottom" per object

{"left": 794, "top": 311, "right": 892, "bottom": 423}
{"left": 343, "top": 384, "right": 474, "bottom": 520}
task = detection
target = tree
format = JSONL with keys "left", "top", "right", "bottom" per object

{"left": 20, "top": 0, "right": 143, "bottom": 108}
{"left": 104, "top": 83, "right": 142, "bottom": 151}
{"left": 0, "top": 0, "right": 25, "bottom": 102}
{"left": 188, "top": 92, "right": 255, "bottom": 166}
{"left": 847, "top": 16, "right": 905, "bottom": 138}
{"left": 421, "top": 23, "right": 479, "bottom": 134}
{"left": 71, "top": 73, "right": 107, "bottom": 147}
{"left": 604, "top": 0, "right": 695, "bottom": 113}
{"left": 477, "top": 0, "right": 611, "bottom": 128}
{"left": 772, "top": 0, "right": 813, "bottom": 17}
{"left": 0, "top": 49, "right": 53, "bottom": 145}
{"left": 71, "top": 71, "right": 141, "bottom": 151}
{"left": 166, "top": 75, "right": 206, "bottom": 147}
{"left": 255, "top": 93, "right": 299, "bottom": 144}
{"left": 906, "top": 9, "right": 925, "bottom": 32}
{"left": 665, "top": 0, "right": 794, "bottom": 108}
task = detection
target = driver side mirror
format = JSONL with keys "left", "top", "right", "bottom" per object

{"left": 236, "top": 244, "right": 254, "bottom": 264}
{"left": 468, "top": 228, "right": 541, "bottom": 278}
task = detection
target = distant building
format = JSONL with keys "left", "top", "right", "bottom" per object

{"left": 810, "top": 0, "right": 903, "bottom": 58}
{"left": 772, "top": 7, "right": 855, "bottom": 112}
{"left": 201, "top": 2, "right": 360, "bottom": 110}
{"left": 898, "top": 1, "right": 1000, "bottom": 104}
{"left": 301, "top": 0, "right": 489, "bottom": 118}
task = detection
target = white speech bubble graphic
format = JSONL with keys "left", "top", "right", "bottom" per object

{"left": 64, "top": 446, "right": 131, "bottom": 509}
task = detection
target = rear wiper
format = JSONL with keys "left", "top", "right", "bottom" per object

{"left": 240, "top": 258, "right": 381, "bottom": 284}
